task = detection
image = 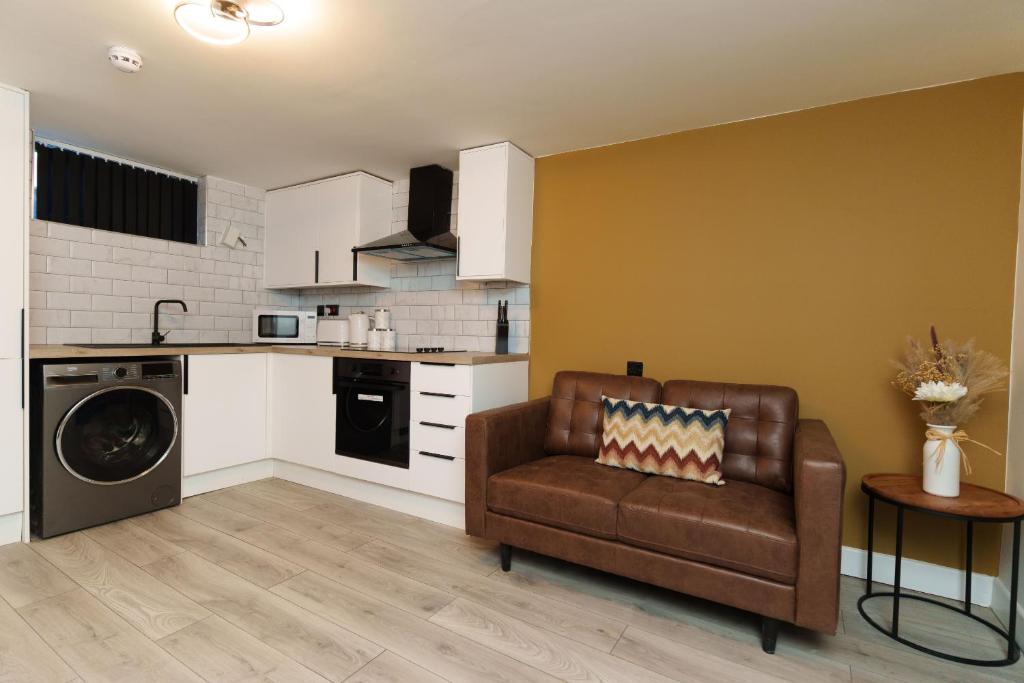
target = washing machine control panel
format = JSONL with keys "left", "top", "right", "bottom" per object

{"left": 100, "top": 365, "right": 138, "bottom": 382}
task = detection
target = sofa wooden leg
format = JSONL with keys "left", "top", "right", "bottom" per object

{"left": 761, "top": 617, "right": 779, "bottom": 654}
{"left": 500, "top": 544, "right": 512, "bottom": 572}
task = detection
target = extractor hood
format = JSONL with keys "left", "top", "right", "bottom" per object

{"left": 352, "top": 164, "right": 455, "bottom": 261}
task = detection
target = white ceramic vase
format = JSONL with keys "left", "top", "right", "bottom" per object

{"left": 922, "top": 424, "right": 960, "bottom": 497}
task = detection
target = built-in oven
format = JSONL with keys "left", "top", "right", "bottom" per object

{"left": 333, "top": 359, "right": 410, "bottom": 468}
{"left": 252, "top": 309, "right": 317, "bottom": 344}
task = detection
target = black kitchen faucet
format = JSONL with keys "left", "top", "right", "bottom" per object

{"left": 152, "top": 299, "right": 188, "bottom": 345}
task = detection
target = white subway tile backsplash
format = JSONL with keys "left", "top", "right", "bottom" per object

{"left": 47, "top": 292, "right": 91, "bottom": 310}
{"left": 71, "top": 311, "right": 113, "bottom": 328}
{"left": 47, "top": 257, "right": 92, "bottom": 276}
{"left": 69, "top": 242, "right": 112, "bottom": 261}
{"left": 31, "top": 237, "right": 70, "bottom": 257}
{"left": 93, "top": 261, "right": 132, "bottom": 280}
{"left": 131, "top": 265, "right": 167, "bottom": 284}
{"left": 69, "top": 277, "right": 113, "bottom": 295}
{"left": 112, "top": 280, "right": 150, "bottom": 297}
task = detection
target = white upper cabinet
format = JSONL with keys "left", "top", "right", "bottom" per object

{"left": 264, "top": 172, "right": 391, "bottom": 289}
{"left": 456, "top": 142, "right": 534, "bottom": 284}
{"left": 0, "top": 84, "right": 28, "bottom": 360}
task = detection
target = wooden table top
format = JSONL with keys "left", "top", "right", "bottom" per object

{"left": 862, "top": 473, "right": 1024, "bottom": 521}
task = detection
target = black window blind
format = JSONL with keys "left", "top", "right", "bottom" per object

{"left": 34, "top": 142, "right": 199, "bottom": 244}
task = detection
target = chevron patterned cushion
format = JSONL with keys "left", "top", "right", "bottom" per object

{"left": 596, "top": 396, "right": 731, "bottom": 485}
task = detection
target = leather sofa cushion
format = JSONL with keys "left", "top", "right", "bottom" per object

{"left": 617, "top": 475, "right": 798, "bottom": 584}
{"left": 662, "top": 380, "right": 798, "bottom": 493}
{"left": 487, "top": 455, "right": 647, "bottom": 539}
{"left": 544, "top": 371, "right": 661, "bottom": 458}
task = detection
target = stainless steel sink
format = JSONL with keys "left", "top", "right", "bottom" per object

{"left": 68, "top": 343, "right": 268, "bottom": 349}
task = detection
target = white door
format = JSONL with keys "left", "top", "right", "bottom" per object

{"left": 457, "top": 144, "right": 508, "bottom": 280}
{"left": 316, "top": 176, "right": 359, "bottom": 285}
{"left": 265, "top": 184, "right": 318, "bottom": 288}
{"left": 183, "top": 354, "right": 267, "bottom": 476}
{"left": 0, "top": 358, "right": 22, "bottom": 515}
{"left": 0, "top": 86, "right": 26, "bottom": 359}
{"left": 267, "top": 353, "right": 335, "bottom": 470}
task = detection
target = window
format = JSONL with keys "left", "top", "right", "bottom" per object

{"left": 34, "top": 142, "right": 199, "bottom": 244}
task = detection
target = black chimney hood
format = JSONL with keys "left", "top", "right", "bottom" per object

{"left": 352, "top": 164, "right": 455, "bottom": 262}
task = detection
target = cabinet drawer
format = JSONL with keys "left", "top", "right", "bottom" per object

{"left": 411, "top": 391, "right": 473, "bottom": 428}
{"left": 412, "top": 362, "right": 473, "bottom": 396}
{"left": 411, "top": 422, "right": 465, "bottom": 460}
{"left": 408, "top": 450, "right": 465, "bottom": 503}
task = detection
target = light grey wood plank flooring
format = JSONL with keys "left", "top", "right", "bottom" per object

{"left": 0, "top": 476, "right": 1019, "bottom": 682}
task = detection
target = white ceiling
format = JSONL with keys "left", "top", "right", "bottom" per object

{"left": 1, "top": 0, "right": 1021, "bottom": 189}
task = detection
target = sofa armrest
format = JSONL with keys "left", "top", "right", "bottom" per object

{"left": 465, "top": 397, "right": 550, "bottom": 536}
{"left": 793, "top": 418, "right": 846, "bottom": 634}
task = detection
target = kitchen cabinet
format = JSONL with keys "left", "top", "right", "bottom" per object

{"left": 456, "top": 142, "right": 534, "bottom": 284}
{"left": 0, "top": 83, "right": 27, "bottom": 529}
{"left": 182, "top": 354, "right": 268, "bottom": 476}
{"left": 267, "top": 353, "right": 335, "bottom": 471}
{"left": 407, "top": 360, "right": 528, "bottom": 502}
{"left": 0, "top": 359, "right": 22, "bottom": 516}
{"left": 264, "top": 172, "right": 391, "bottom": 289}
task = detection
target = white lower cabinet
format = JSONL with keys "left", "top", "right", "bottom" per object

{"left": 0, "top": 358, "right": 22, "bottom": 516}
{"left": 182, "top": 354, "right": 268, "bottom": 476}
{"left": 408, "top": 360, "right": 528, "bottom": 503}
{"left": 267, "top": 353, "right": 335, "bottom": 471}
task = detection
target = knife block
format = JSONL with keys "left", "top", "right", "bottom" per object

{"left": 495, "top": 321, "right": 509, "bottom": 354}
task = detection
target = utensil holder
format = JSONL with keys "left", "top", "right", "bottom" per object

{"left": 495, "top": 321, "right": 509, "bottom": 354}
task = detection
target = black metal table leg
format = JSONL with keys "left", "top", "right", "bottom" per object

{"left": 866, "top": 495, "right": 874, "bottom": 595}
{"left": 965, "top": 520, "right": 973, "bottom": 614}
{"left": 893, "top": 506, "right": 904, "bottom": 636}
{"left": 1010, "top": 520, "right": 1020, "bottom": 660}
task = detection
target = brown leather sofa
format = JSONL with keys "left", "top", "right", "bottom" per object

{"left": 465, "top": 371, "right": 845, "bottom": 653}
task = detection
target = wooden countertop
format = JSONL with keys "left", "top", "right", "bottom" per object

{"left": 29, "top": 344, "right": 529, "bottom": 366}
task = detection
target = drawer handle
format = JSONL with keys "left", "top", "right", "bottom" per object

{"left": 420, "top": 391, "right": 456, "bottom": 398}
{"left": 419, "top": 361, "right": 456, "bottom": 367}
{"left": 420, "top": 451, "right": 456, "bottom": 461}
{"left": 420, "top": 421, "right": 457, "bottom": 430}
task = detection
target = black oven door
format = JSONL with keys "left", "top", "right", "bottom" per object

{"left": 334, "top": 377, "right": 410, "bottom": 468}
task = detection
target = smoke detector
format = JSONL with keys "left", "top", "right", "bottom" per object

{"left": 108, "top": 46, "right": 143, "bottom": 73}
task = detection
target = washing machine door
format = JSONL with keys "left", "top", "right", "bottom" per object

{"left": 56, "top": 386, "right": 179, "bottom": 485}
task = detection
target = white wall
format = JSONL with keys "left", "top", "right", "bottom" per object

{"left": 995, "top": 114, "right": 1024, "bottom": 641}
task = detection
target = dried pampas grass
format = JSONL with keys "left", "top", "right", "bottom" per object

{"left": 892, "top": 327, "right": 1008, "bottom": 426}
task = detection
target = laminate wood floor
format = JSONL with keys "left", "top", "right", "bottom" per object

{"left": 0, "top": 477, "right": 1021, "bottom": 682}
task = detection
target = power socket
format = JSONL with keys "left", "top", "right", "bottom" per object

{"left": 626, "top": 361, "right": 644, "bottom": 377}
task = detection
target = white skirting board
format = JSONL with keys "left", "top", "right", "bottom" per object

{"left": 990, "top": 576, "right": 1024, "bottom": 646}
{"left": 183, "top": 459, "right": 275, "bottom": 498}
{"left": 840, "top": 545, "right": 993, "bottom": 607}
{"left": 0, "top": 512, "right": 22, "bottom": 546}
{"left": 274, "top": 460, "right": 465, "bottom": 529}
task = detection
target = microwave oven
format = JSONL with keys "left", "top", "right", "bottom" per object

{"left": 252, "top": 309, "right": 317, "bottom": 344}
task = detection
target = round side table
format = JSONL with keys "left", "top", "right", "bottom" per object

{"left": 858, "top": 473, "right": 1024, "bottom": 667}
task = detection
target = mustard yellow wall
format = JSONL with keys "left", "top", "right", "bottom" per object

{"left": 530, "top": 73, "right": 1024, "bottom": 574}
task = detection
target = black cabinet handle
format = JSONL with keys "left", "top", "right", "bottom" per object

{"left": 419, "top": 361, "right": 455, "bottom": 367}
{"left": 420, "top": 391, "right": 456, "bottom": 398}
{"left": 183, "top": 354, "right": 189, "bottom": 395}
{"left": 419, "top": 451, "right": 455, "bottom": 461}
{"left": 314, "top": 250, "right": 320, "bottom": 283}
{"left": 419, "top": 421, "right": 456, "bottom": 430}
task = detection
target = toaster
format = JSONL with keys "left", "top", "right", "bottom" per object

{"left": 316, "top": 319, "right": 348, "bottom": 346}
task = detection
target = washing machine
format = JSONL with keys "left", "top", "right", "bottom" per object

{"left": 31, "top": 358, "right": 182, "bottom": 538}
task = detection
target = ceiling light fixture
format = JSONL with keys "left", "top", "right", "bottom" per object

{"left": 174, "top": 0, "right": 284, "bottom": 46}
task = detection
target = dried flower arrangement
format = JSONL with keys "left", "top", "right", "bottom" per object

{"left": 892, "top": 326, "right": 1008, "bottom": 426}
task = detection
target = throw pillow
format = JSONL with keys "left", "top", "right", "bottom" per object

{"left": 597, "top": 395, "right": 730, "bottom": 485}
